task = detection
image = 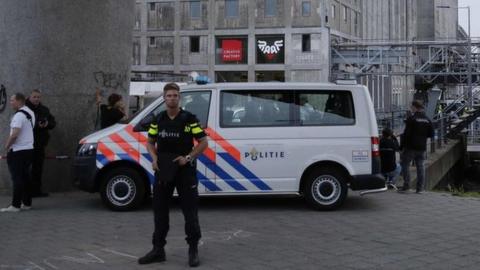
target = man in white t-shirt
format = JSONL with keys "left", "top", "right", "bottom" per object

{"left": 1, "top": 93, "right": 35, "bottom": 212}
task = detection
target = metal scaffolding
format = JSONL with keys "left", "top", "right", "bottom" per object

{"left": 331, "top": 37, "right": 480, "bottom": 150}
{"left": 331, "top": 39, "right": 480, "bottom": 85}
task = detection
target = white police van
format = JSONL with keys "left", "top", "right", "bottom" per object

{"left": 74, "top": 82, "right": 385, "bottom": 211}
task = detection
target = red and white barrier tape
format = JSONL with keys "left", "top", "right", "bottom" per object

{"left": 0, "top": 155, "right": 69, "bottom": 160}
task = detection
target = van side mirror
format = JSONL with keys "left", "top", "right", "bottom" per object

{"left": 133, "top": 113, "right": 155, "bottom": 132}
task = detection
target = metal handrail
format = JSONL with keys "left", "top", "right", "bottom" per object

{"left": 437, "top": 90, "right": 480, "bottom": 120}
{"left": 467, "top": 130, "right": 480, "bottom": 145}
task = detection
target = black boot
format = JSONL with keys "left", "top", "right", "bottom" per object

{"left": 138, "top": 247, "right": 166, "bottom": 264}
{"left": 188, "top": 245, "right": 200, "bottom": 267}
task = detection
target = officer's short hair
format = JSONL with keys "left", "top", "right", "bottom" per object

{"left": 164, "top": 83, "right": 180, "bottom": 93}
{"left": 14, "top": 93, "right": 26, "bottom": 103}
{"left": 31, "top": 89, "right": 42, "bottom": 94}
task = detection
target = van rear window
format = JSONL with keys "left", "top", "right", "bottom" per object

{"left": 298, "top": 91, "right": 355, "bottom": 126}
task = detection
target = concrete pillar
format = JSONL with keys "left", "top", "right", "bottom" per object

{"left": 0, "top": 0, "right": 135, "bottom": 192}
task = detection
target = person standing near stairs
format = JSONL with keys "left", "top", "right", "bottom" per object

{"left": 399, "top": 100, "right": 434, "bottom": 194}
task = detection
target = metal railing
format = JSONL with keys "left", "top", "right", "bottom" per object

{"left": 376, "top": 109, "right": 408, "bottom": 135}
{"left": 435, "top": 89, "right": 480, "bottom": 121}
{"left": 467, "top": 125, "right": 480, "bottom": 146}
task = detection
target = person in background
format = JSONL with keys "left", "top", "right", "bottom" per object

{"left": 380, "top": 128, "right": 401, "bottom": 190}
{"left": 96, "top": 88, "right": 127, "bottom": 129}
{"left": 2, "top": 93, "right": 35, "bottom": 212}
{"left": 26, "top": 89, "right": 56, "bottom": 197}
{"left": 399, "top": 100, "right": 434, "bottom": 194}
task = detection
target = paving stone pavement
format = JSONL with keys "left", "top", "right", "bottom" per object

{"left": 1, "top": 190, "right": 480, "bottom": 270}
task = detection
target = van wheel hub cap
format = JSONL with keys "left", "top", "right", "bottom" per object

{"left": 312, "top": 175, "right": 341, "bottom": 205}
{"left": 107, "top": 176, "right": 136, "bottom": 206}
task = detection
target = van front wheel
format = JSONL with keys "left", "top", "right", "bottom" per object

{"left": 100, "top": 167, "right": 146, "bottom": 211}
{"left": 304, "top": 168, "right": 348, "bottom": 210}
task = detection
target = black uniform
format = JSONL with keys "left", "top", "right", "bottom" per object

{"left": 400, "top": 111, "right": 434, "bottom": 192}
{"left": 400, "top": 111, "right": 434, "bottom": 151}
{"left": 148, "top": 109, "right": 206, "bottom": 249}
{"left": 25, "top": 99, "right": 56, "bottom": 195}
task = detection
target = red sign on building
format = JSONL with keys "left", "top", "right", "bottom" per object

{"left": 222, "top": 39, "right": 243, "bottom": 62}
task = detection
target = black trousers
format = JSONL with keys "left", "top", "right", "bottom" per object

{"left": 7, "top": 149, "right": 34, "bottom": 208}
{"left": 152, "top": 164, "right": 201, "bottom": 248}
{"left": 31, "top": 147, "right": 46, "bottom": 194}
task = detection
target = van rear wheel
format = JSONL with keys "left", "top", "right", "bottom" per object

{"left": 304, "top": 167, "right": 348, "bottom": 210}
{"left": 100, "top": 167, "right": 146, "bottom": 211}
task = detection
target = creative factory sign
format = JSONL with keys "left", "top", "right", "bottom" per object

{"left": 222, "top": 39, "right": 243, "bottom": 62}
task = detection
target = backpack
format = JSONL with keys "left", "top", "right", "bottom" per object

{"left": 17, "top": 109, "right": 34, "bottom": 128}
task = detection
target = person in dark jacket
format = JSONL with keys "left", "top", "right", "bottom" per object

{"left": 26, "top": 89, "right": 56, "bottom": 197}
{"left": 380, "top": 128, "right": 401, "bottom": 189}
{"left": 95, "top": 88, "right": 127, "bottom": 129}
{"left": 399, "top": 100, "right": 434, "bottom": 193}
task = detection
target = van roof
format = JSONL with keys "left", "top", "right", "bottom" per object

{"left": 181, "top": 82, "right": 362, "bottom": 91}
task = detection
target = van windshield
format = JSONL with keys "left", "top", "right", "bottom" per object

{"left": 124, "top": 97, "right": 163, "bottom": 123}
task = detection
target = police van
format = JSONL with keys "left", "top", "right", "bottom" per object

{"left": 74, "top": 82, "right": 386, "bottom": 211}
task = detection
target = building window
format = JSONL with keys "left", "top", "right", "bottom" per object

{"left": 353, "top": 11, "right": 358, "bottom": 35}
{"left": 150, "top": 2, "right": 156, "bottom": 11}
{"left": 302, "top": 34, "right": 311, "bottom": 52}
{"left": 133, "top": 38, "right": 141, "bottom": 65}
{"left": 331, "top": 4, "right": 335, "bottom": 19}
{"left": 216, "top": 36, "right": 248, "bottom": 64}
{"left": 265, "top": 0, "right": 277, "bottom": 17}
{"left": 225, "top": 0, "right": 239, "bottom": 18}
{"left": 190, "top": 36, "right": 200, "bottom": 53}
{"left": 256, "top": 35, "right": 285, "bottom": 64}
{"left": 342, "top": 5, "right": 347, "bottom": 22}
{"left": 302, "top": 1, "right": 311, "bottom": 17}
{"left": 146, "top": 37, "right": 174, "bottom": 65}
{"left": 149, "top": 36, "right": 156, "bottom": 47}
{"left": 255, "top": 71, "right": 285, "bottom": 82}
{"left": 190, "top": 1, "right": 201, "bottom": 18}
{"left": 135, "top": 4, "right": 141, "bottom": 29}
{"left": 216, "top": 71, "right": 248, "bottom": 82}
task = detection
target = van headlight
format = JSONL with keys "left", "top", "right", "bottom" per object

{"left": 77, "top": 143, "right": 97, "bottom": 156}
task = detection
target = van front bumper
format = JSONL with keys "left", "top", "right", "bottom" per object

{"left": 350, "top": 174, "right": 386, "bottom": 191}
{"left": 72, "top": 155, "right": 98, "bottom": 192}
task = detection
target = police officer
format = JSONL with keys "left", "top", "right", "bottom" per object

{"left": 138, "top": 83, "right": 207, "bottom": 267}
{"left": 399, "top": 100, "right": 434, "bottom": 193}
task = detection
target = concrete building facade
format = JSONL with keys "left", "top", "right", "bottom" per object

{"left": 132, "top": 0, "right": 458, "bottom": 114}
{"left": 0, "top": 0, "right": 134, "bottom": 192}
{"left": 132, "top": 0, "right": 362, "bottom": 83}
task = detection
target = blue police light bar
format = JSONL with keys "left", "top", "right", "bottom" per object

{"left": 196, "top": 75, "right": 211, "bottom": 85}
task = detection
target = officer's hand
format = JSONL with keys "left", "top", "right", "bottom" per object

{"left": 173, "top": 156, "right": 188, "bottom": 166}
{"left": 39, "top": 120, "right": 48, "bottom": 128}
{"left": 152, "top": 159, "right": 159, "bottom": 171}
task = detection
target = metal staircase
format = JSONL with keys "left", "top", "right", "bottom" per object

{"left": 435, "top": 90, "right": 480, "bottom": 139}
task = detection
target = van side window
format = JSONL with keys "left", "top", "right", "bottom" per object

{"left": 221, "top": 90, "right": 293, "bottom": 127}
{"left": 297, "top": 91, "right": 355, "bottom": 126}
{"left": 182, "top": 91, "right": 211, "bottom": 127}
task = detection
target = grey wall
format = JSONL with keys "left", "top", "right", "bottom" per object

{"left": 417, "top": 0, "right": 458, "bottom": 41}
{"left": 0, "top": 0, "right": 135, "bottom": 192}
